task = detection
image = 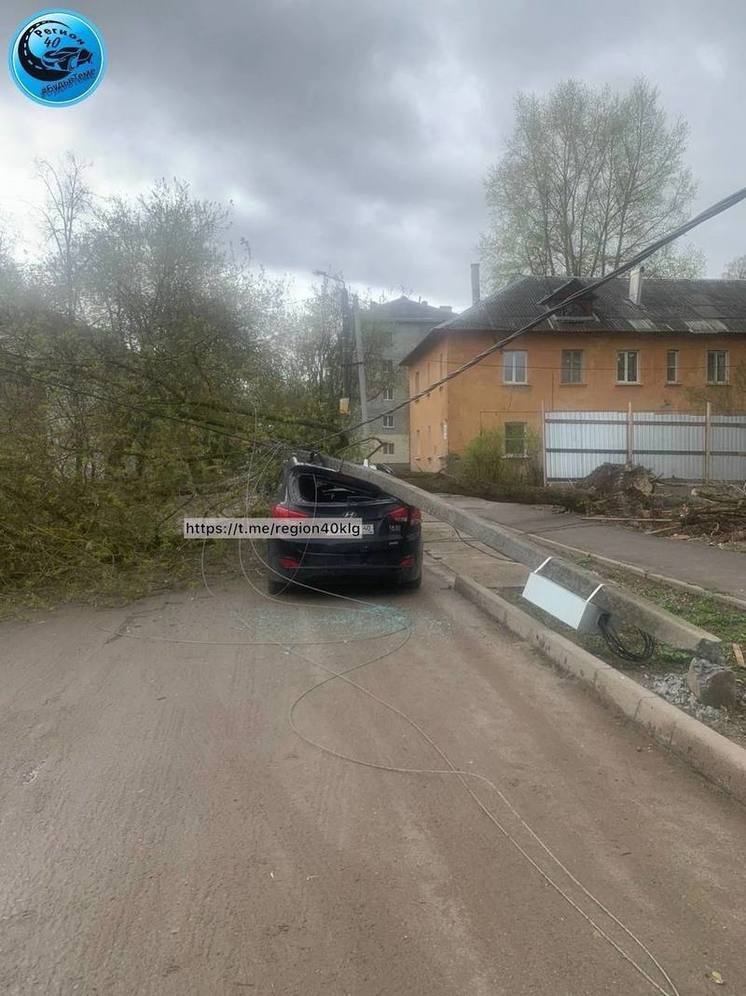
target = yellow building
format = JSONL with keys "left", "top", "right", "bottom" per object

{"left": 401, "top": 274, "right": 746, "bottom": 472}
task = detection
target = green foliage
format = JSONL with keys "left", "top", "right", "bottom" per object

{"left": 453, "top": 428, "right": 542, "bottom": 488}
{"left": 0, "top": 159, "right": 354, "bottom": 600}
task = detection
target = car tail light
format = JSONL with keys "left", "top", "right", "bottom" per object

{"left": 387, "top": 505, "right": 421, "bottom": 524}
{"left": 272, "top": 503, "right": 309, "bottom": 518}
{"left": 399, "top": 555, "right": 415, "bottom": 568}
{"left": 279, "top": 555, "right": 301, "bottom": 569}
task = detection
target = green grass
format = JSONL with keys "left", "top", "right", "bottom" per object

{"left": 0, "top": 541, "right": 241, "bottom": 622}
{"left": 557, "top": 558, "right": 746, "bottom": 671}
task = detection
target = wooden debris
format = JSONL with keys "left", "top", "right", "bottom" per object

{"left": 574, "top": 464, "right": 746, "bottom": 544}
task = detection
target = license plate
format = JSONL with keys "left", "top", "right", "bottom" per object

{"left": 361, "top": 523, "right": 375, "bottom": 535}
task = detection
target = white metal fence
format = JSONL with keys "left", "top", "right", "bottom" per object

{"left": 543, "top": 405, "right": 746, "bottom": 483}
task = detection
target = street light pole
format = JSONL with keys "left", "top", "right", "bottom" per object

{"left": 313, "top": 269, "right": 368, "bottom": 425}
{"left": 351, "top": 293, "right": 368, "bottom": 426}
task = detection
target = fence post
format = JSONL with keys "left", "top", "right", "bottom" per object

{"left": 540, "top": 402, "right": 547, "bottom": 487}
{"left": 626, "top": 402, "right": 634, "bottom": 464}
{"left": 704, "top": 401, "right": 712, "bottom": 483}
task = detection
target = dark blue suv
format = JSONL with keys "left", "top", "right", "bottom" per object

{"left": 266, "top": 456, "right": 422, "bottom": 593}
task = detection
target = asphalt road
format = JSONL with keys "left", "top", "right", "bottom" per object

{"left": 1, "top": 557, "right": 745, "bottom": 995}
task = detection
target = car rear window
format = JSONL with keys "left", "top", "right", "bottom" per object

{"left": 294, "top": 472, "right": 382, "bottom": 504}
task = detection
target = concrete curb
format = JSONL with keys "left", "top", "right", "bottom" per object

{"left": 454, "top": 573, "right": 746, "bottom": 806}
{"left": 513, "top": 530, "right": 746, "bottom": 613}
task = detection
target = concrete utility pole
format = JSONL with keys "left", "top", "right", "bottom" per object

{"left": 313, "top": 269, "right": 369, "bottom": 426}
{"left": 351, "top": 293, "right": 368, "bottom": 427}
{"left": 339, "top": 284, "right": 353, "bottom": 402}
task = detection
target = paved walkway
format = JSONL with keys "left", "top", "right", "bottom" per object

{"left": 435, "top": 495, "right": 746, "bottom": 602}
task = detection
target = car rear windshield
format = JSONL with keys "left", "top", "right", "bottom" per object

{"left": 293, "top": 471, "right": 384, "bottom": 504}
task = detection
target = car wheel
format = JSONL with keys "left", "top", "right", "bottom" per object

{"left": 399, "top": 574, "right": 422, "bottom": 590}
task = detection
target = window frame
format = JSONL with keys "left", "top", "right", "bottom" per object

{"left": 382, "top": 414, "right": 395, "bottom": 430}
{"left": 503, "top": 350, "right": 528, "bottom": 385}
{"left": 560, "top": 349, "right": 584, "bottom": 385}
{"left": 381, "top": 442, "right": 395, "bottom": 456}
{"left": 504, "top": 421, "right": 527, "bottom": 458}
{"left": 707, "top": 349, "right": 728, "bottom": 385}
{"left": 616, "top": 349, "right": 640, "bottom": 385}
{"left": 665, "top": 349, "right": 680, "bottom": 385}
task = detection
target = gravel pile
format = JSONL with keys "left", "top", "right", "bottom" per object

{"left": 651, "top": 673, "right": 723, "bottom": 725}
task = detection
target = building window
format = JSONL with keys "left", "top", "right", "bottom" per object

{"left": 381, "top": 442, "right": 395, "bottom": 455}
{"left": 383, "top": 386, "right": 394, "bottom": 401}
{"left": 441, "top": 420, "right": 448, "bottom": 441}
{"left": 561, "top": 350, "right": 583, "bottom": 384}
{"left": 616, "top": 350, "right": 640, "bottom": 384}
{"left": 414, "top": 370, "right": 420, "bottom": 397}
{"left": 666, "top": 350, "right": 679, "bottom": 384}
{"left": 382, "top": 414, "right": 395, "bottom": 430}
{"left": 504, "top": 422, "right": 527, "bottom": 457}
{"left": 503, "top": 350, "right": 528, "bottom": 384}
{"left": 707, "top": 350, "right": 728, "bottom": 384}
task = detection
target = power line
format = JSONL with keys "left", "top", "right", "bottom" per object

{"left": 0, "top": 346, "right": 338, "bottom": 433}
{"left": 315, "top": 185, "right": 746, "bottom": 448}
{"left": 0, "top": 362, "right": 292, "bottom": 449}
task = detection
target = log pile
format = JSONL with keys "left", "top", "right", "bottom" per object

{"left": 679, "top": 483, "right": 746, "bottom": 540}
{"left": 576, "top": 463, "right": 746, "bottom": 542}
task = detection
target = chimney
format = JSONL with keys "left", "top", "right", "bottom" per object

{"left": 628, "top": 266, "right": 644, "bottom": 305}
{"left": 470, "top": 262, "right": 480, "bottom": 305}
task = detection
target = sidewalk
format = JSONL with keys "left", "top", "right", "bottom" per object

{"left": 431, "top": 494, "right": 746, "bottom": 603}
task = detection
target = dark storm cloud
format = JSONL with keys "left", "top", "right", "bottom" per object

{"left": 3, "top": 0, "right": 746, "bottom": 305}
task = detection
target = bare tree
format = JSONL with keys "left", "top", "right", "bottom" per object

{"left": 723, "top": 255, "right": 746, "bottom": 279}
{"left": 481, "top": 78, "right": 701, "bottom": 288}
{"left": 35, "top": 153, "right": 92, "bottom": 319}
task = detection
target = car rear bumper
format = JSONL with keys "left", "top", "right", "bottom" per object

{"left": 266, "top": 536, "right": 422, "bottom": 583}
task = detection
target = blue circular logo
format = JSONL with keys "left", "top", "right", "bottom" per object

{"left": 8, "top": 8, "right": 106, "bottom": 106}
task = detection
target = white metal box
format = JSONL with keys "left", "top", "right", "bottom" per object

{"left": 522, "top": 558, "right": 603, "bottom": 633}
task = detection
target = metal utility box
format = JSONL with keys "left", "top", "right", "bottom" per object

{"left": 522, "top": 558, "right": 603, "bottom": 633}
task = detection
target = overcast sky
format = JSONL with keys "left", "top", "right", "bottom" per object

{"left": 2, "top": 0, "right": 745, "bottom": 310}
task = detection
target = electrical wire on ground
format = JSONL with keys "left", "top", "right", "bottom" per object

{"left": 195, "top": 411, "right": 680, "bottom": 995}
{"left": 76, "top": 183, "right": 744, "bottom": 990}
{"left": 101, "top": 420, "right": 681, "bottom": 994}
{"left": 448, "top": 527, "right": 657, "bottom": 662}
{"left": 599, "top": 613, "right": 657, "bottom": 663}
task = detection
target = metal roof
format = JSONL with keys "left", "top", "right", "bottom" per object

{"left": 368, "top": 295, "right": 456, "bottom": 324}
{"left": 400, "top": 276, "right": 746, "bottom": 365}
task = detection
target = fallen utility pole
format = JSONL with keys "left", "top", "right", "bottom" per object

{"left": 316, "top": 454, "right": 723, "bottom": 663}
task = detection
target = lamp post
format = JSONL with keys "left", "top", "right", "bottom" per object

{"left": 312, "top": 270, "right": 368, "bottom": 426}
